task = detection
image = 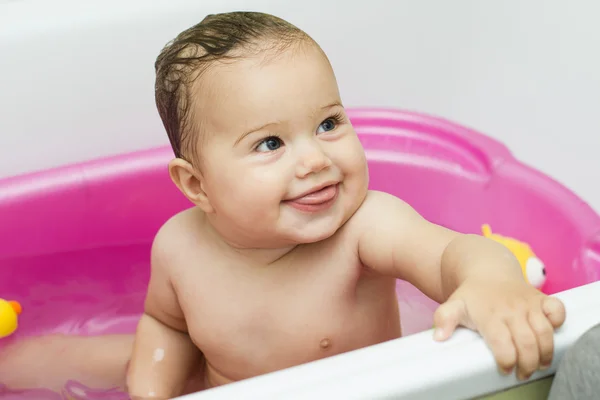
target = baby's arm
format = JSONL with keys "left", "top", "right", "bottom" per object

{"left": 356, "top": 190, "right": 565, "bottom": 379}
{"left": 126, "top": 229, "right": 202, "bottom": 399}
{"left": 357, "top": 191, "right": 523, "bottom": 302}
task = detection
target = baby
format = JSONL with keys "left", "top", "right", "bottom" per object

{"left": 122, "top": 11, "right": 567, "bottom": 399}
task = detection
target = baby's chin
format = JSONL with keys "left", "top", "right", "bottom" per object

{"left": 278, "top": 201, "right": 363, "bottom": 244}
{"left": 291, "top": 230, "right": 338, "bottom": 245}
{"left": 279, "top": 220, "right": 344, "bottom": 245}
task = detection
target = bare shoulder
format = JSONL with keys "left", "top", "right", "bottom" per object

{"left": 153, "top": 207, "right": 203, "bottom": 256}
{"left": 145, "top": 207, "right": 204, "bottom": 332}
{"left": 347, "top": 190, "right": 419, "bottom": 232}
{"left": 358, "top": 190, "right": 412, "bottom": 211}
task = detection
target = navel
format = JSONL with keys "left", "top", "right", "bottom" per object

{"left": 319, "top": 338, "right": 331, "bottom": 350}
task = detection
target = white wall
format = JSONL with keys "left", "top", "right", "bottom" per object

{"left": 1, "top": 0, "right": 599, "bottom": 211}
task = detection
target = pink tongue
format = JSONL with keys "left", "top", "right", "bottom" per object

{"left": 292, "top": 185, "right": 336, "bottom": 205}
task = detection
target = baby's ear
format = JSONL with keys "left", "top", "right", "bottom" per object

{"left": 168, "top": 158, "right": 214, "bottom": 213}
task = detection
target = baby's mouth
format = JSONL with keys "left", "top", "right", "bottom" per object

{"left": 293, "top": 184, "right": 336, "bottom": 203}
{"left": 284, "top": 184, "right": 339, "bottom": 212}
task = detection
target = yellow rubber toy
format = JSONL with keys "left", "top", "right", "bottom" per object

{"left": 481, "top": 224, "right": 546, "bottom": 289}
{"left": 0, "top": 299, "right": 22, "bottom": 339}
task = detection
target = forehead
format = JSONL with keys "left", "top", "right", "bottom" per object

{"left": 193, "top": 43, "right": 340, "bottom": 135}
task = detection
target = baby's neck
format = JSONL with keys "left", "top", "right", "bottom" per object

{"left": 202, "top": 216, "right": 297, "bottom": 266}
{"left": 228, "top": 244, "right": 297, "bottom": 266}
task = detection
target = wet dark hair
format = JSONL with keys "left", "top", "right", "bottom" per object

{"left": 154, "top": 11, "right": 312, "bottom": 163}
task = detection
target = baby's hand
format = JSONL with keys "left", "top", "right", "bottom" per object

{"left": 432, "top": 279, "right": 566, "bottom": 380}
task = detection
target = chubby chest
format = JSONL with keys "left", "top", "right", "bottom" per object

{"left": 174, "top": 247, "right": 400, "bottom": 379}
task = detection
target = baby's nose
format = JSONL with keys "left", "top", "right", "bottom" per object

{"left": 296, "top": 150, "right": 332, "bottom": 177}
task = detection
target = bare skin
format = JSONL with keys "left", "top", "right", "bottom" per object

{"left": 0, "top": 334, "right": 133, "bottom": 391}
{"left": 128, "top": 205, "right": 401, "bottom": 394}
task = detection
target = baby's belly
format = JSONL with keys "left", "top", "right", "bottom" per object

{"left": 199, "top": 290, "right": 402, "bottom": 388}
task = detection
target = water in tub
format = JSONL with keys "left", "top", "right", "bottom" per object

{"left": 0, "top": 243, "right": 438, "bottom": 399}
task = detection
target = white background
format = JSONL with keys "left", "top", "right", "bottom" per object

{"left": 1, "top": 0, "right": 599, "bottom": 210}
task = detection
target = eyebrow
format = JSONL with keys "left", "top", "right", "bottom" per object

{"left": 319, "top": 101, "right": 344, "bottom": 112}
{"left": 234, "top": 120, "right": 281, "bottom": 146}
{"left": 234, "top": 101, "right": 344, "bottom": 146}
{"left": 308, "top": 100, "right": 344, "bottom": 120}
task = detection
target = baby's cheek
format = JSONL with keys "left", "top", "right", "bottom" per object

{"left": 242, "top": 175, "right": 277, "bottom": 201}
{"left": 236, "top": 175, "right": 281, "bottom": 211}
{"left": 343, "top": 145, "right": 369, "bottom": 198}
{"left": 344, "top": 142, "right": 368, "bottom": 175}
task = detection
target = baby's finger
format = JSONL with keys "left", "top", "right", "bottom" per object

{"left": 542, "top": 297, "right": 566, "bottom": 329}
{"left": 508, "top": 317, "right": 540, "bottom": 380}
{"left": 528, "top": 309, "right": 555, "bottom": 369}
{"left": 433, "top": 299, "right": 465, "bottom": 341}
{"left": 479, "top": 319, "right": 516, "bottom": 375}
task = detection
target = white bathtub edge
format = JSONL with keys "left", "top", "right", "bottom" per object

{"left": 176, "top": 281, "right": 600, "bottom": 400}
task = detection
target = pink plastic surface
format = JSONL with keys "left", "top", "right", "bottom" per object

{"left": 1, "top": 108, "right": 599, "bottom": 393}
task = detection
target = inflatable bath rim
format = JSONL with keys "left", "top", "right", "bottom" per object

{"left": 0, "top": 299, "right": 22, "bottom": 339}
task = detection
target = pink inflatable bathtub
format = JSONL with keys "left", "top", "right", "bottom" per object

{"left": 1, "top": 108, "right": 600, "bottom": 397}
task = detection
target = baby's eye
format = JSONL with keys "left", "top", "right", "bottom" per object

{"left": 317, "top": 118, "right": 337, "bottom": 134}
{"left": 256, "top": 136, "right": 283, "bottom": 152}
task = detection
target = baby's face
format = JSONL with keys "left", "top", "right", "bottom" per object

{"left": 193, "top": 42, "right": 368, "bottom": 247}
